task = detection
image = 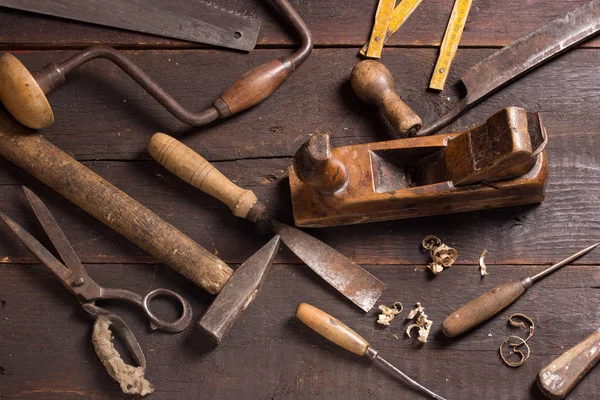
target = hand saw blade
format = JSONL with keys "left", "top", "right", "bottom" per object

{"left": 0, "top": 0, "right": 261, "bottom": 51}
{"left": 419, "top": 0, "right": 600, "bottom": 136}
{"left": 271, "top": 220, "right": 386, "bottom": 312}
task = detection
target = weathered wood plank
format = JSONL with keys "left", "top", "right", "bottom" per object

{"left": 0, "top": 263, "right": 598, "bottom": 399}
{"left": 1, "top": 0, "right": 599, "bottom": 48}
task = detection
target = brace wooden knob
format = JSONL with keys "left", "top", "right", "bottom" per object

{"left": 293, "top": 133, "right": 348, "bottom": 194}
{"left": 148, "top": 133, "right": 266, "bottom": 222}
{"left": 0, "top": 53, "right": 54, "bottom": 129}
{"left": 351, "top": 60, "right": 421, "bottom": 137}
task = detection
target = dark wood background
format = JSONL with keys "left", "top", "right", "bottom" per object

{"left": 1, "top": 1, "right": 599, "bottom": 399}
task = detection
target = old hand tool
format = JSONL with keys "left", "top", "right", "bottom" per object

{"left": 296, "top": 303, "right": 447, "bottom": 400}
{"left": 0, "top": 0, "right": 312, "bottom": 129}
{"left": 537, "top": 328, "right": 600, "bottom": 399}
{"left": 0, "top": 0, "right": 261, "bottom": 51}
{"left": 147, "top": 133, "right": 386, "bottom": 312}
{"left": 0, "top": 187, "right": 192, "bottom": 393}
{"left": 289, "top": 107, "right": 548, "bottom": 227}
{"left": 419, "top": 0, "right": 600, "bottom": 136}
{"left": 351, "top": 60, "right": 422, "bottom": 137}
{"left": 429, "top": 0, "right": 472, "bottom": 90}
{"left": 442, "top": 243, "right": 600, "bottom": 337}
{"left": 360, "top": 0, "right": 424, "bottom": 58}
{"left": 364, "top": 0, "right": 396, "bottom": 59}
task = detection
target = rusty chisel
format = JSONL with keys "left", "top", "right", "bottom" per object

{"left": 148, "top": 133, "right": 386, "bottom": 312}
{"left": 419, "top": 0, "right": 600, "bottom": 136}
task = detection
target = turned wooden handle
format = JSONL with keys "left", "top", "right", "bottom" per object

{"left": 538, "top": 328, "right": 600, "bottom": 400}
{"left": 442, "top": 279, "right": 527, "bottom": 337}
{"left": 351, "top": 60, "right": 421, "bottom": 137}
{"left": 148, "top": 133, "right": 260, "bottom": 220}
{"left": 214, "top": 59, "right": 291, "bottom": 117}
{"left": 296, "top": 303, "right": 369, "bottom": 356}
{"left": 0, "top": 111, "right": 232, "bottom": 295}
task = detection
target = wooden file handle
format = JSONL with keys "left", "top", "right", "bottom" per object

{"left": 0, "top": 111, "right": 231, "bottom": 295}
{"left": 537, "top": 328, "right": 600, "bottom": 400}
{"left": 351, "top": 60, "right": 422, "bottom": 137}
{"left": 441, "top": 279, "right": 527, "bottom": 337}
{"left": 148, "top": 133, "right": 261, "bottom": 221}
{"left": 296, "top": 303, "right": 369, "bottom": 356}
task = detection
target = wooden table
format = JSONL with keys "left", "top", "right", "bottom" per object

{"left": 1, "top": 1, "right": 599, "bottom": 398}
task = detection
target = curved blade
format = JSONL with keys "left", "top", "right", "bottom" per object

{"left": 271, "top": 220, "right": 385, "bottom": 312}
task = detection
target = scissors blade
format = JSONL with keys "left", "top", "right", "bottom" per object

{"left": 0, "top": 211, "right": 71, "bottom": 282}
{"left": 22, "top": 186, "right": 85, "bottom": 275}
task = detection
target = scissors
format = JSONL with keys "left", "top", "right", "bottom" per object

{"left": 0, "top": 186, "right": 193, "bottom": 382}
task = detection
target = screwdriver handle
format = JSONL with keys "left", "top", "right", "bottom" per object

{"left": 296, "top": 303, "right": 369, "bottom": 356}
{"left": 148, "top": 133, "right": 265, "bottom": 221}
{"left": 442, "top": 279, "right": 528, "bottom": 337}
{"left": 537, "top": 328, "right": 600, "bottom": 400}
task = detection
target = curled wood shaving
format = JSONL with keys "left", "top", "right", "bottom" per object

{"left": 92, "top": 316, "right": 154, "bottom": 396}
{"left": 499, "top": 314, "right": 535, "bottom": 368}
{"left": 377, "top": 302, "right": 403, "bottom": 326}
{"left": 405, "top": 302, "right": 432, "bottom": 343}
{"left": 421, "top": 235, "right": 458, "bottom": 275}
{"left": 479, "top": 249, "right": 489, "bottom": 277}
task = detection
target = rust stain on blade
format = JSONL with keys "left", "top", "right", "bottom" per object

{"left": 271, "top": 220, "right": 385, "bottom": 312}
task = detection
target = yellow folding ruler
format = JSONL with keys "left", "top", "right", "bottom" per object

{"left": 429, "top": 0, "right": 472, "bottom": 90}
{"left": 361, "top": 0, "right": 424, "bottom": 59}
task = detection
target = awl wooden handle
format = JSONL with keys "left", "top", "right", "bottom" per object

{"left": 148, "top": 133, "right": 264, "bottom": 221}
{"left": 442, "top": 279, "right": 527, "bottom": 337}
{"left": 296, "top": 303, "right": 369, "bottom": 356}
{"left": 537, "top": 328, "right": 600, "bottom": 400}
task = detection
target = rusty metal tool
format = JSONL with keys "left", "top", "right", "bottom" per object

{"left": 147, "top": 132, "right": 386, "bottom": 312}
{"left": 289, "top": 107, "right": 548, "bottom": 227}
{"left": 419, "top": 0, "right": 600, "bottom": 136}
{"left": 537, "top": 328, "right": 600, "bottom": 400}
{"left": 0, "top": 0, "right": 261, "bottom": 51}
{"left": 360, "top": 0, "right": 424, "bottom": 58}
{"left": 0, "top": 0, "right": 312, "bottom": 129}
{"left": 296, "top": 303, "right": 447, "bottom": 400}
{"left": 442, "top": 243, "right": 600, "bottom": 337}
{"left": 0, "top": 186, "right": 193, "bottom": 392}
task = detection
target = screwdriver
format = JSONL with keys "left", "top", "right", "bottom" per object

{"left": 442, "top": 243, "right": 600, "bottom": 337}
{"left": 296, "top": 303, "right": 447, "bottom": 400}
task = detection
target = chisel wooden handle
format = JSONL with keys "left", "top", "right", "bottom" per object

{"left": 148, "top": 133, "right": 266, "bottom": 222}
{"left": 442, "top": 279, "right": 528, "bottom": 337}
{"left": 351, "top": 60, "right": 422, "bottom": 137}
{"left": 296, "top": 303, "right": 369, "bottom": 356}
{"left": 537, "top": 328, "right": 600, "bottom": 400}
{"left": 0, "top": 111, "right": 231, "bottom": 294}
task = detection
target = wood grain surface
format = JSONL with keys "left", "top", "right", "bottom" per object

{"left": 1, "top": 0, "right": 599, "bottom": 399}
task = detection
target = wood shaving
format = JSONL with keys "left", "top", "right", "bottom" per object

{"left": 422, "top": 235, "right": 458, "bottom": 275}
{"left": 405, "top": 302, "right": 433, "bottom": 343}
{"left": 377, "top": 302, "right": 403, "bottom": 326}
{"left": 499, "top": 314, "right": 535, "bottom": 367}
{"left": 479, "top": 249, "right": 489, "bottom": 277}
{"left": 92, "top": 316, "right": 154, "bottom": 396}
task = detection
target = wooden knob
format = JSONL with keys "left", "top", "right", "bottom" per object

{"left": 148, "top": 133, "right": 266, "bottom": 222}
{"left": 292, "top": 133, "right": 348, "bottom": 194}
{"left": 351, "top": 60, "right": 421, "bottom": 137}
{"left": 296, "top": 303, "right": 369, "bottom": 356}
{"left": 537, "top": 328, "right": 600, "bottom": 400}
{"left": 0, "top": 53, "right": 54, "bottom": 129}
{"left": 441, "top": 279, "right": 527, "bottom": 337}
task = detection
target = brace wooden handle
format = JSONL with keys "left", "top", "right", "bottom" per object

{"left": 0, "top": 111, "right": 232, "bottom": 295}
{"left": 148, "top": 133, "right": 261, "bottom": 221}
{"left": 296, "top": 303, "right": 369, "bottom": 356}
{"left": 214, "top": 60, "right": 291, "bottom": 117}
{"left": 442, "top": 279, "right": 527, "bottom": 337}
{"left": 351, "top": 60, "right": 422, "bottom": 137}
{"left": 537, "top": 328, "right": 600, "bottom": 400}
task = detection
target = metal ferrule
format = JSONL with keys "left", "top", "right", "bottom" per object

{"left": 520, "top": 276, "right": 533, "bottom": 289}
{"left": 365, "top": 346, "right": 379, "bottom": 361}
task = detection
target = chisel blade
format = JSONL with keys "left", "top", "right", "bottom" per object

{"left": 271, "top": 220, "right": 386, "bottom": 312}
{"left": 0, "top": 0, "right": 261, "bottom": 51}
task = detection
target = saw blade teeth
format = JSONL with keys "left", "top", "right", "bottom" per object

{"left": 195, "top": 0, "right": 257, "bottom": 20}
